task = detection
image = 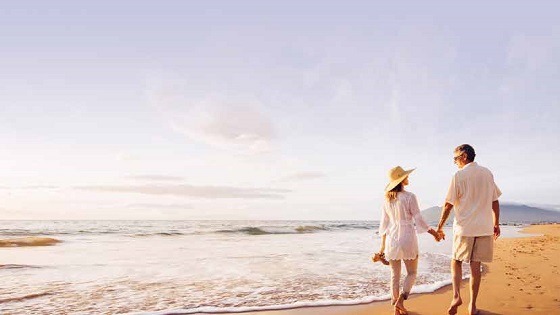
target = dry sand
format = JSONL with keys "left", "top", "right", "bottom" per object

{"left": 214, "top": 224, "right": 560, "bottom": 315}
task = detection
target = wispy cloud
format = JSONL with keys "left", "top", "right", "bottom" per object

{"left": 500, "top": 33, "right": 559, "bottom": 100}
{"left": 0, "top": 185, "right": 60, "bottom": 190}
{"left": 496, "top": 32, "right": 560, "bottom": 137}
{"left": 124, "top": 175, "right": 184, "bottom": 182}
{"left": 149, "top": 82, "right": 276, "bottom": 154}
{"left": 116, "top": 151, "right": 139, "bottom": 161}
{"left": 506, "top": 34, "right": 554, "bottom": 72}
{"left": 124, "top": 203, "right": 194, "bottom": 210}
{"left": 75, "top": 184, "right": 290, "bottom": 199}
{"left": 274, "top": 172, "right": 326, "bottom": 183}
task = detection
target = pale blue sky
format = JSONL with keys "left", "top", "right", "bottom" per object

{"left": 1, "top": 1, "right": 559, "bottom": 219}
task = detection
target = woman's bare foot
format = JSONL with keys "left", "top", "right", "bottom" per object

{"left": 394, "top": 304, "right": 408, "bottom": 315}
{"left": 395, "top": 295, "right": 408, "bottom": 315}
{"left": 447, "top": 297, "right": 463, "bottom": 315}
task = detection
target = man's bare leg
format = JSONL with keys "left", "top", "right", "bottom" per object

{"left": 448, "top": 259, "right": 463, "bottom": 315}
{"left": 468, "top": 261, "right": 482, "bottom": 315}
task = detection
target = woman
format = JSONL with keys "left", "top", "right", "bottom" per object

{"left": 376, "top": 166, "right": 440, "bottom": 315}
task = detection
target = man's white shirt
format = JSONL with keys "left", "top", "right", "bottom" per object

{"left": 445, "top": 162, "right": 501, "bottom": 237}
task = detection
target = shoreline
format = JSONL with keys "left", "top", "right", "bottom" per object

{"left": 194, "top": 224, "right": 560, "bottom": 315}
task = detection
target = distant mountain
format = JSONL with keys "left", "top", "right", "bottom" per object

{"left": 420, "top": 203, "right": 560, "bottom": 225}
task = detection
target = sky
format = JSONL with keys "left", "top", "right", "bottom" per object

{"left": 1, "top": 1, "right": 559, "bottom": 220}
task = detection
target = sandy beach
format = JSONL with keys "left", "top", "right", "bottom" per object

{"left": 230, "top": 224, "right": 560, "bottom": 315}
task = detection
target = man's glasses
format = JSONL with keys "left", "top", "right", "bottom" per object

{"left": 453, "top": 154, "right": 463, "bottom": 161}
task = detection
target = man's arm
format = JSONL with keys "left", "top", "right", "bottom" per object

{"left": 436, "top": 202, "right": 454, "bottom": 239}
{"left": 492, "top": 200, "right": 500, "bottom": 239}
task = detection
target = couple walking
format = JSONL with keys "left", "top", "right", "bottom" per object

{"left": 375, "top": 144, "right": 501, "bottom": 315}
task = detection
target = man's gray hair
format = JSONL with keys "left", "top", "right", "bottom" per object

{"left": 455, "top": 144, "right": 476, "bottom": 162}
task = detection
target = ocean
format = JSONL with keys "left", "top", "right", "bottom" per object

{"left": 0, "top": 220, "right": 524, "bottom": 314}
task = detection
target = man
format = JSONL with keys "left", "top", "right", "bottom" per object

{"left": 436, "top": 144, "right": 501, "bottom": 315}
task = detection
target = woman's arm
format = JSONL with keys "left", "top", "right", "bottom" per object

{"left": 409, "top": 194, "right": 431, "bottom": 233}
{"left": 378, "top": 203, "right": 389, "bottom": 238}
{"left": 379, "top": 233, "right": 386, "bottom": 253}
{"left": 409, "top": 194, "right": 441, "bottom": 241}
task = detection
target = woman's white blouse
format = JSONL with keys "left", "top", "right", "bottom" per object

{"left": 378, "top": 191, "right": 432, "bottom": 260}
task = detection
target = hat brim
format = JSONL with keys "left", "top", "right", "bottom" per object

{"left": 384, "top": 168, "right": 415, "bottom": 192}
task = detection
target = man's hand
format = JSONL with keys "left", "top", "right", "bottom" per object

{"left": 437, "top": 229, "right": 446, "bottom": 241}
{"left": 493, "top": 225, "right": 500, "bottom": 240}
{"left": 492, "top": 200, "right": 500, "bottom": 240}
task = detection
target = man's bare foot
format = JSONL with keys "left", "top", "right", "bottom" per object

{"left": 447, "top": 297, "right": 462, "bottom": 315}
{"left": 467, "top": 304, "right": 480, "bottom": 315}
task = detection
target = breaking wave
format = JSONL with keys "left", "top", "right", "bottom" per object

{"left": 0, "top": 264, "right": 41, "bottom": 270}
{"left": 129, "top": 232, "right": 185, "bottom": 237}
{"left": 216, "top": 227, "right": 289, "bottom": 235}
{"left": 294, "top": 225, "right": 327, "bottom": 233}
{"left": 0, "top": 221, "right": 377, "bottom": 238}
{"left": 217, "top": 224, "right": 337, "bottom": 235}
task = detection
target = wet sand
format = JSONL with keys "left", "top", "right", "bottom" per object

{"left": 0, "top": 237, "right": 61, "bottom": 247}
{"left": 223, "top": 224, "right": 560, "bottom": 315}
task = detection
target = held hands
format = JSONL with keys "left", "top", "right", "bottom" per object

{"left": 437, "top": 229, "right": 446, "bottom": 241}
{"left": 428, "top": 228, "right": 445, "bottom": 242}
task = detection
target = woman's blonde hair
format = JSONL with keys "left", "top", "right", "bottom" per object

{"left": 385, "top": 182, "right": 404, "bottom": 202}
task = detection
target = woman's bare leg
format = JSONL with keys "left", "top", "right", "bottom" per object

{"left": 402, "top": 257, "right": 418, "bottom": 295}
{"left": 389, "top": 259, "right": 401, "bottom": 304}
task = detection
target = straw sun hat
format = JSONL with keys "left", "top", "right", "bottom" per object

{"left": 384, "top": 166, "right": 415, "bottom": 192}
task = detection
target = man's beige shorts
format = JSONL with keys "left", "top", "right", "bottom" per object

{"left": 453, "top": 234, "right": 494, "bottom": 263}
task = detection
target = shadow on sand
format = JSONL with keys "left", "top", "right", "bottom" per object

{"left": 404, "top": 310, "right": 502, "bottom": 315}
